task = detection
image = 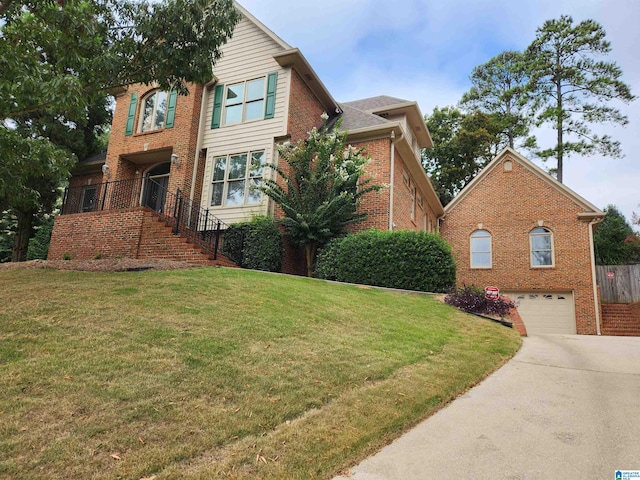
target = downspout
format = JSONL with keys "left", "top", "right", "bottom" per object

{"left": 189, "top": 83, "right": 212, "bottom": 202}
{"left": 589, "top": 217, "right": 604, "bottom": 335}
{"left": 388, "top": 130, "right": 402, "bottom": 231}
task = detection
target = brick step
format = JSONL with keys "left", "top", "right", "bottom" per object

{"left": 139, "top": 209, "right": 237, "bottom": 267}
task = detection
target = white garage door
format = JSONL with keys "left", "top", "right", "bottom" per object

{"left": 504, "top": 291, "right": 576, "bottom": 335}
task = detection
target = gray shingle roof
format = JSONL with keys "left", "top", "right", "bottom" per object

{"left": 342, "top": 95, "right": 411, "bottom": 112}
{"left": 334, "top": 103, "right": 392, "bottom": 131}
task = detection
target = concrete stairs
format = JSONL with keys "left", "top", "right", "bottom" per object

{"left": 138, "top": 210, "right": 237, "bottom": 267}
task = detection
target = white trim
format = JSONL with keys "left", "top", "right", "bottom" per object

{"left": 589, "top": 218, "right": 604, "bottom": 335}
{"left": 470, "top": 229, "right": 492, "bottom": 269}
{"left": 529, "top": 226, "right": 555, "bottom": 268}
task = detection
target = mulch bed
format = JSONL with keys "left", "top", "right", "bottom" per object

{"left": 0, "top": 258, "right": 198, "bottom": 272}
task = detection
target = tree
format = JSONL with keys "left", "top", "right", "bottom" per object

{"left": 422, "top": 107, "right": 503, "bottom": 206}
{"left": 258, "top": 120, "right": 382, "bottom": 277}
{"left": 524, "top": 15, "right": 635, "bottom": 183}
{"left": 0, "top": 0, "right": 240, "bottom": 260}
{"left": 460, "top": 50, "right": 533, "bottom": 149}
{"left": 594, "top": 205, "right": 640, "bottom": 265}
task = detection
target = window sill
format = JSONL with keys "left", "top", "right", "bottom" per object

{"left": 133, "top": 129, "right": 166, "bottom": 137}
{"left": 209, "top": 202, "right": 265, "bottom": 210}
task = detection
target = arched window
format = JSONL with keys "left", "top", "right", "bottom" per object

{"left": 470, "top": 230, "right": 492, "bottom": 268}
{"left": 530, "top": 227, "right": 554, "bottom": 267}
{"left": 140, "top": 90, "right": 168, "bottom": 132}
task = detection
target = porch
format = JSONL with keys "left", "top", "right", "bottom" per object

{"left": 52, "top": 177, "right": 238, "bottom": 266}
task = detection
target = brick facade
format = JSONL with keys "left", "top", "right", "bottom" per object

{"left": 105, "top": 83, "right": 203, "bottom": 195}
{"left": 49, "top": 207, "right": 235, "bottom": 266}
{"left": 601, "top": 303, "right": 640, "bottom": 336}
{"left": 287, "top": 69, "right": 326, "bottom": 143}
{"left": 440, "top": 151, "right": 600, "bottom": 335}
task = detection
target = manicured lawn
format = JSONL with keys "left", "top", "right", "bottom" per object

{"left": 0, "top": 267, "right": 520, "bottom": 479}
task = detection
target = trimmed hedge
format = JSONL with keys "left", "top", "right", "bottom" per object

{"left": 222, "top": 217, "right": 283, "bottom": 272}
{"left": 314, "top": 237, "right": 344, "bottom": 281}
{"left": 315, "top": 229, "right": 456, "bottom": 293}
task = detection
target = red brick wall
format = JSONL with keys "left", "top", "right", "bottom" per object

{"left": 106, "top": 83, "right": 203, "bottom": 195}
{"left": 69, "top": 172, "right": 103, "bottom": 189}
{"left": 601, "top": 303, "right": 640, "bottom": 336}
{"left": 287, "top": 69, "right": 326, "bottom": 143}
{"left": 440, "top": 155, "right": 599, "bottom": 335}
{"left": 349, "top": 138, "right": 391, "bottom": 231}
{"left": 49, "top": 208, "right": 146, "bottom": 260}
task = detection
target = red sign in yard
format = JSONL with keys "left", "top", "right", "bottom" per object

{"left": 485, "top": 286, "right": 500, "bottom": 300}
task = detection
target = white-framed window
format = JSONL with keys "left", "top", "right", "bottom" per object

{"left": 210, "top": 151, "right": 265, "bottom": 207}
{"left": 470, "top": 229, "right": 492, "bottom": 268}
{"left": 223, "top": 78, "right": 266, "bottom": 125}
{"left": 530, "top": 227, "right": 554, "bottom": 267}
{"left": 140, "top": 90, "right": 168, "bottom": 132}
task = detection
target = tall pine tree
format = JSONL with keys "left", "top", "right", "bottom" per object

{"left": 525, "top": 16, "right": 634, "bottom": 183}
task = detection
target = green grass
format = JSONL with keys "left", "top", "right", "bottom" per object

{"left": 0, "top": 267, "right": 520, "bottom": 479}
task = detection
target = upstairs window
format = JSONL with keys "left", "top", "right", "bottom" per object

{"left": 224, "top": 78, "right": 265, "bottom": 125}
{"left": 211, "top": 151, "right": 265, "bottom": 207}
{"left": 210, "top": 73, "right": 278, "bottom": 129}
{"left": 134, "top": 90, "right": 177, "bottom": 134}
{"left": 530, "top": 227, "right": 554, "bottom": 267}
{"left": 470, "top": 230, "right": 492, "bottom": 268}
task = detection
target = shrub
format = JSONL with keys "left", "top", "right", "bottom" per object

{"left": 222, "top": 217, "right": 283, "bottom": 272}
{"left": 445, "top": 285, "right": 516, "bottom": 318}
{"left": 27, "top": 216, "right": 54, "bottom": 260}
{"left": 319, "top": 229, "right": 456, "bottom": 293}
{"left": 314, "top": 237, "right": 345, "bottom": 281}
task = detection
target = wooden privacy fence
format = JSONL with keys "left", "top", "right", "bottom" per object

{"left": 596, "top": 264, "right": 640, "bottom": 304}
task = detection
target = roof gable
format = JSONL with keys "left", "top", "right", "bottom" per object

{"left": 233, "top": 2, "right": 291, "bottom": 50}
{"left": 444, "top": 147, "right": 604, "bottom": 219}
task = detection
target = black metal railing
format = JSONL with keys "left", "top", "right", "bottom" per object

{"left": 61, "top": 177, "right": 239, "bottom": 263}
{"left": 61, "top": 177, "right": 144, "bottom": 215}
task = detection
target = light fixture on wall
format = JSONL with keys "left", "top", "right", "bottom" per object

{"left": 101, "top": 163, "right": 112, "bottom": 179}
{"left": 171, "top": 153, "right": 181, "bottom": 168}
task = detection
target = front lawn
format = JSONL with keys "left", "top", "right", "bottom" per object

{"left": 0, "top": 267, "right": 520, "bottom": 479}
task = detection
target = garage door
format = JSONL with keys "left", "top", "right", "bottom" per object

{"left": 504, "top": 292, "right": 576, "bottom": 335}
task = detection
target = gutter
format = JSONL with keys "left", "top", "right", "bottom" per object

{"left": 388, "top": 131, "right": 399, "bottom": 230}
{"left": 190, "top": 80, "right": 215, "bottom": 202}
{"left": 588, "top": 217, "right": 604, "bottom": 335}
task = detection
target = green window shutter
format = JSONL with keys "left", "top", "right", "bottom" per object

{"left": 264, "top": 72, "right": 278, "bottom": 119}
{"left": 125, "top": 93, "right": 138, "bottom": 136}
{"left": 211, "top": 84, "right": 224, "bottom": 129}
{"left": 165, "top": 90, "right": 178, "bottom": 128}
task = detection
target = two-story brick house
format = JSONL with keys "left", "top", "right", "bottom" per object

{"left": 49, "top": 3, "right": 442, "bottom": 273}
{"left": 49, "top": 4, "right": 607, "bottom": 336}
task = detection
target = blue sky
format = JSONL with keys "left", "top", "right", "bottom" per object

{"left": 239, "top": 0, "right": 639, "bottom": 227}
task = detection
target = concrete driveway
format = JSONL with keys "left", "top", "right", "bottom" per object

{"left": 334, "top": 335, "right": 640, "bottom": 480}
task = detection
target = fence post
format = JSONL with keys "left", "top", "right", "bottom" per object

{"left": 202, "top": 209, "right": 209, "bottom": 240}
{"left": 101, "top": 182, "right": 109, "bottom": 211}
{"left": 213, "top": 221, "right": 221, "bottom": 260}
{"left": 174, "top": 195, "right": 183, "bottom": 234}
